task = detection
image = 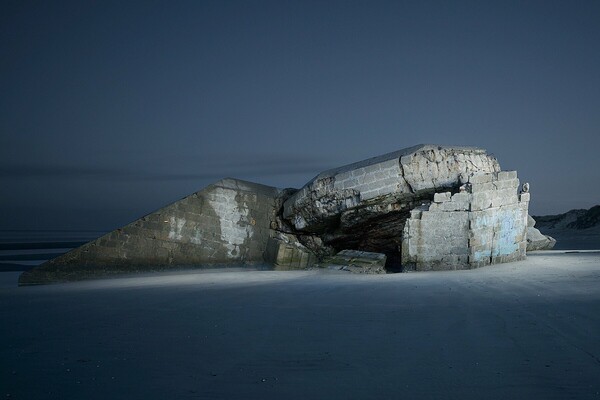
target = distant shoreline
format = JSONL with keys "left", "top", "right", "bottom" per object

{"left": 0, "top": 230, "right": 107, "bottom": 272}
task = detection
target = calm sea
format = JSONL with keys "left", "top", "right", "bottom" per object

{"left": 0, "top": 230, "right": 107, "bottom": 271}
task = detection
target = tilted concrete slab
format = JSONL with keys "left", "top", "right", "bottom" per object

{"left": 282, "top": 144, "right": 500, "bottom": 233}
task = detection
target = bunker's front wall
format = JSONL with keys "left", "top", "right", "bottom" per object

{"left": 19, "top": 179, "right": 279, "bottom": 285}
{"left": 402, "top": 171, "right": 528, "bottom": 271}
{"left": 402, "top": 210, "right": 470, "bottom": 270}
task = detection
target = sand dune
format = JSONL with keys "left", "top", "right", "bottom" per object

{"left": 2, "top": 252, "right": 600, "bottom": 399}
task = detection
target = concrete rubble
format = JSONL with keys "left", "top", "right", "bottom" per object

{"left": 526, "top": 215, "right": 557, "bottom": 251}
{"left": 319, "top": 250, "right": 387, "bottom": 274}
{"left": 20, "top": 144, "right": 543, "bottom": 285}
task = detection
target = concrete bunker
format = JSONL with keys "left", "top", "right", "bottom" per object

{"left": 273, "top": 145, "right": 528, "bottom": 272}
{"left": 20, "top": 144, "right": 533, "bottom": 285}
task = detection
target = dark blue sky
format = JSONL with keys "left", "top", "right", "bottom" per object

{"left": 2, "top": 0, "right": 599, "bottom": 230}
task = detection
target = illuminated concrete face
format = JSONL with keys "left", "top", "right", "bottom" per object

{"left": 401, "top": 171, "right": 529, "bottom": 271}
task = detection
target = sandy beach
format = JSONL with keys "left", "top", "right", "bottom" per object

{"left": 2, "top": 252, "right": 600, "bottom": 399}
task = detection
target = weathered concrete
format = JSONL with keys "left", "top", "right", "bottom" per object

{"left": 264, "top": 231, "right": 317, "bottom": 270}
{"left": 526, "top": 215, "right": 557, "bottom": 251}
{"left": 526, "top": 227, "right": 557, "bottom": 251}
{"left": 19, "top": 179, "right": 281, "bottom": 285}
{"left": 281, "top": 145, "right": 501, "bottom": 267}
{"left": 21, "top": 144, "right": 534, "bottom": 284}
{"left": 401, "top": 171, "right": 528, "bottom": 271}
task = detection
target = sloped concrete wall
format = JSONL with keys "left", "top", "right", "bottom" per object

{"left": 401, "top": 171, "right": 528, "bottom": 271}
{"left": 19, "top": 179, "right": 280, "bottom": 285}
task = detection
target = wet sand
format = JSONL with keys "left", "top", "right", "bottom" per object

{"left": 2, "top": 252, "right": 600, "bottom": 399}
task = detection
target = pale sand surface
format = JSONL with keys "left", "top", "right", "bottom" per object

{"left": 2, "top": 253, "right": 600, "bottom": 399}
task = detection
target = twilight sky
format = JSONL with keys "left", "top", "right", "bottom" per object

{"left": 1, "top": 0, "right": 599, "bottom": 231}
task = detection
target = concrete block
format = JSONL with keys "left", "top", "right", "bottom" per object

{"left": 427, "top": 203, "right": 441, "bottom": 211}
{"left": 442, "top": 200, "right": 469, "bottom": 211}
{"left": 377, "top": 177, "right": 401, "bottom": 190}
{"left": 492, "top": 189, "right": 518, "bottom": 207}
{"left": 471, "top": 192, "right": 493, "bottom": 211}
{"left": 451, "top": 192, "right": 470, "bottom": 203}
{"left": 334, "top": 178, "right": 349, "bottom": 190}
{"left": 384, "top": 168, "right": 400, "bottom": 179}
{"left": 469, "top": 173, "right": 493, "bottom": 184}
{"left": 360, "top": 189, "right": 377, "bottom": 200}
{"left": 363, "top": 163, "right": 381, "bottom": 174}
{"left": 434, "top": 192, "right": 452, "bottom": 203}
{"left": 471, "top": 182, "right": 495, "bottom": 193}
{"left": 364, "top": 181, "right": 381, "bottom": 192}
{"left": 451, "top": 246, "right": 469, "bottom": 255}
{"left": 351, "top": 168, "right": 366, "bottom": 178}
{"left": 519, "top": 241, "right": 527, "bottom": 253}
{"left": 420, "top": 211, "right": 443, "bottom": 222}
{"left": 495, "top": 178, "right": 519, "bottom": 190}
{"left": 497, "top": 170, "right": 517, "bottom": 181}
{"left": 373, "top": 169, "right": 389, "bottom": 180}
{"left": 335, "top": 171, "right": 352, "bottom": 182}
{"left": 400, "top": 154, "right": 414, "bottom": 165}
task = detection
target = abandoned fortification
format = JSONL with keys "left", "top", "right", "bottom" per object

{"left": 19, "top": 144, "right": 555, "bottom": 285}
